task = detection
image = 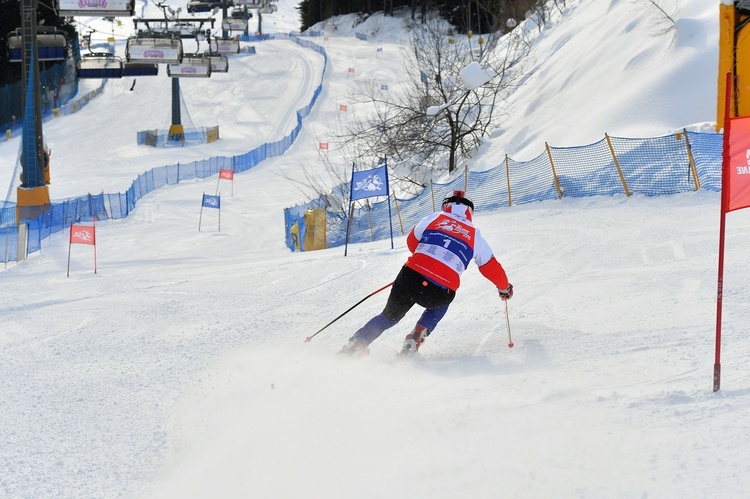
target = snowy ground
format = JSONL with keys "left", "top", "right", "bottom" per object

{"left": 3, "top": 0, "right": 750, "bottom": 497}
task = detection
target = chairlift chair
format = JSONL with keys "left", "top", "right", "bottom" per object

{"left": 167, "top": 55, "right": 212, "bottom": 78}
{"left": 7, "top": 31, "right": 22, "bottom": 62}
{"left": 150, "top": 22, "right": 199, "bottom": 38}
{"left": 222, "top": 18, "right": 248, "bottom": 31}
{"left": 122, "top": 62, "right": 159, "bottom": 76}
{"left": 205, "top": 53, "right": 228, "bottom": 72}
{"left": 77, "top": 53, "right": 124, "bottom": 79}
{"left": 171, "top": 22, "right": 200, "bottom": 38}
{"left": 231, "top": 9, "right": 252, "bottom": 18}
{"left": 209, "top": 37, "right": 240, "bottom": 54}
{"left": 146, "top": 22, "right": 170, "bottom": 35}
{"left": 126, "top": 34, "right": 183, "bottom": 64}
{"left": 187, "top": 1, "right": 211, "bottom": 13}
{"left": 7, "top": 28, "right": 68, "bottom": 62}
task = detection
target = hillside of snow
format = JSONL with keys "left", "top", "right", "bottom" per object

{"left": 3, "top": 1, "right": 750, "bottom": 498}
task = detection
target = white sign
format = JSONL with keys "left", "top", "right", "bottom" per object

{"left": 127, "top": 38, "right": 182, "bottom": 63}
{"left": 58, "top": 0, "right": 132, "bottom": 14}
{"left": 168, "top": 61, "right": 211, "bottom": 77}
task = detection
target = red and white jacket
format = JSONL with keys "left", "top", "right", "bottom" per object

{"left": 405, "top": 206, "right": 510, "bottom": 291}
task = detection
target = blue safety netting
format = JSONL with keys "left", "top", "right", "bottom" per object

{"left": 284, "top": 130, "right": 724, "bottom": 251}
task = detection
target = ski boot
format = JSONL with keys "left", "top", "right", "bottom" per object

{"left": 398, "top": 325, "right": 430, "bottom": 357}
{"left": 338, "top": 337, "right": 370, "bottom": 357}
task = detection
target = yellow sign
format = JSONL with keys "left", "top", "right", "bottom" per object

{"left": 206, "top": 126, "right": 219, "bottom": 143}
{"left": 303, "top": 209, "right": 326, "bottom": 251}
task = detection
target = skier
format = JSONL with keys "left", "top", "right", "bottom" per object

{"left": 339, "top": 190, "right": 513, "bottom": 357}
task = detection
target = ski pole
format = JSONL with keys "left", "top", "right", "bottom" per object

{"left": 503, "top": 298, "right": 514, "bottom": 348}
{"left": 305, "top": 282, "right": 394, "bottom": 343}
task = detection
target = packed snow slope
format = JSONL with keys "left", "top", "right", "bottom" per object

{"left": 3, "top": 1, "right": 750, "bottom": 498}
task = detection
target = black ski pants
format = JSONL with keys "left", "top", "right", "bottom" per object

{"left": 382, "top": 266, "right": 456, "bottom": 323}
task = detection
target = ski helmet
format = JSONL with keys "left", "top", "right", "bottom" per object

{"left": 441, "top": 190, "right": 474, "bottom": 213}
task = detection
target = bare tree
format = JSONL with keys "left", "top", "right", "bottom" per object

{"left": 633, "top": 0, "right": 678, "bottom": 37}
{"left": 336, "top": 14, "right": 529, "bottom": 183}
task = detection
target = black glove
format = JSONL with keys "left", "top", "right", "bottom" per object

{"left": 498, "top": 283, "right": 513, "bottom": 301}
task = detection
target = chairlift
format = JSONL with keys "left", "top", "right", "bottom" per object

{"left": 222, "top": 18, "right": 248, "bottom": 32}
{"left": 189, "top": 0, "right": 231, "bottom": 10}
{"left": 7, "top": 28, "right": 68, "bottom": 62}
{"left": 145, "top": 21, "right": 170, "bottom": 35}
{"left": 167, "top": 55, "right": 212, "bottom": 78}
{"left": 205, "top": 53, "right": 228, "bottom": 72}
{"left": 57, "top": 0, "right": 134, "bottom": 16}
{"left": 187, "top": 1, "right": 211, "bottom": 13}
{"left": 209, "top": 37, "right": 240, "bottom": 55}
{"left": 148, "top": 21, "right": 199, "bottom": 38}
{"left": 231, "top": 9, "right": 252, "bottom": 19}
{"left": 125, "top": 34, "right": 183, "bottom": 64}
{"left": 122, "top": 62, "right": 159, "bottom": 76}
{"left": 77, "top": 53, "right": 124, "bottom": 79}
{"left": 171, "top": 22, "right": 201, "bottom": 37}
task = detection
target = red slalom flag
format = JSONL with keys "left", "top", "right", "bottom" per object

{"left": 67, "top": 222, "right": 97, "bottom": 277}
{"left": 713, "top": 73, "right": 750, "bottom": 393}
{"left": 70, "top": 224, "right": 95, "bottom": 245}
{"left": 725, "top": 115, "right": 750, "bottom": 213}
{"left": 339, "top": 104, "right": 347, "bottom": 112}
{"left": 217, "top": 168, "right": 234, "bottom": 196}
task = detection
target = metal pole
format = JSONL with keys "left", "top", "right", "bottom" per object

{"left": 714, "top": 72, "right": 733, "bottom": 393}
{"left": 504, "top": 299, "right": 514, "bottom": 348}
{"left": 305, "top": 282, "right": 394, "bottom": 342}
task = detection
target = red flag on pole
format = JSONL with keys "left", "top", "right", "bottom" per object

{"left": 713, "top": 73, "right": 750, "bottom": 392}
{"left": 217, "top": 169, "right": 234, "bottom": 196}
{"left": 67, "top": 221, "right": 97, "bottom": 277}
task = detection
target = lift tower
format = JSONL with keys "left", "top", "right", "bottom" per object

{"left": 17, "top": 0, "right": 52, "bottom": 223}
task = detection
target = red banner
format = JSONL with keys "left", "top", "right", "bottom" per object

{"left": 70, "top": 225, "right": 95, "bottom": 245}
{"left": 319, "top": 142, "right": 329, "bottom": 150}
{"left": 339, "top": 104, "right": 347, "bottom": 112}
{"left": 726, "top": 115, "right": 750, "bottom": 213}
{"left": 219, "top": 168, "right": 234, "bottom": 180}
